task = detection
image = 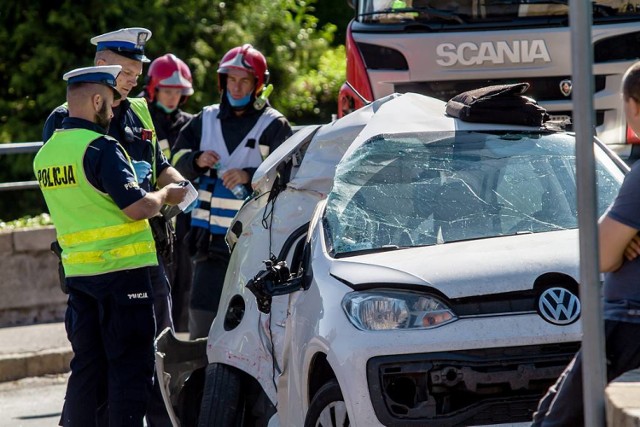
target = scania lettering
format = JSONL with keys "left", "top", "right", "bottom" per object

{"left": 340, "top": 0, "right": 640, "bottom": 158}
{"left": 435, "top": 40, "right": 551, "bottom": 66}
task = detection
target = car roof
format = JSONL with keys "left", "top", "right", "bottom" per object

{"left": 342, "top": 92, "right": 547, "bottom": 160}
{"left": 253, "top": 92, "right": 554, "bottom": 196}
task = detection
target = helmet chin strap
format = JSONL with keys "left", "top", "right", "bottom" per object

{"left": 226, "top": 91, "right": 252, "bottom": 109}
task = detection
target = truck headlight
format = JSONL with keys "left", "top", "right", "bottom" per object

{"left": 342, "top": 290, "right": 457, "bottom": 331}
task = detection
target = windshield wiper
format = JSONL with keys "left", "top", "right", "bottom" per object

{"left": 358, "top": 6, "right": 465, "bottom": 24}
{"left": 335, "top": 244, "right": 402, "bottom": 258}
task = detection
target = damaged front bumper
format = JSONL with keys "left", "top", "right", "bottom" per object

{"left": 155, "top": 327, "right": 208, "bottom": 427}
{"left": 367, "top": 341, "right": 580, "bottom": 426}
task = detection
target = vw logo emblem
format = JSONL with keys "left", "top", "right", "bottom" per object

{"left": 537, "top": 287, "right": 581, "bottom": 325}
{"left": 559, "top": 79, "right": 572, "bottom": 97}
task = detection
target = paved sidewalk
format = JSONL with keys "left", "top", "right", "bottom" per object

{"left": 0, "top": 322, "right": 71, "bottom": 383}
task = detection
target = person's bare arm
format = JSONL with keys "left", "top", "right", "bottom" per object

{"left": 599, "top": 214, "right": 639, "bottom": 272}
{"left": 123, "top": 183, "right": 187, "bottom": 220}
{"left": 157, "top": 165, "right": 187, "bottom": 188}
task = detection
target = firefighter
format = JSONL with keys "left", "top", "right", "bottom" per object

{"left": 34, "top": 65, "right": 187, "bottom": 425}
{"left": 172, "top": 44, "right": 293, "bottom": 339}
{"left": 143, "top": 53, "right": 195, "bottom": 332}
{"left": 144, "top": 53, "right": 194, "bottom": 158}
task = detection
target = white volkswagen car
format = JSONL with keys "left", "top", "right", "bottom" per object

{"left": 155, "top": 92, "right": 626, "bottom": 427}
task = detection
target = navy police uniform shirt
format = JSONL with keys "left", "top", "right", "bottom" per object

{"left": 43, "top": 99, "right": 171, "bottom": 193}
{"left": 61, "top": 117, "right": 147, "bottom": 209}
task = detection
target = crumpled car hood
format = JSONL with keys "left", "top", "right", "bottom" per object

{"left": 328, "top": 229, "right": 579, "bottom": 298}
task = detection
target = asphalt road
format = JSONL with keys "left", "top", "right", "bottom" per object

{"left": 0, "top": 374, "right": 540, "bottom": 427}
{"left": 0, "top": 374, "right": 66, "bottom": 427}
{"left": 0, "top": 374, "right": 158, "bottom": 427}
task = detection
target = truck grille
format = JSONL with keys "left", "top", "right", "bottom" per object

{"left": 395, "top": 75, "right": 606, "bottom": 103}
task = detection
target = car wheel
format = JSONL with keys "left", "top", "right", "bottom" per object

{"left": 176, "top": 367, "right": 205, "bottom": 427}
{"left": 198, "top": 363, "right": 245, "bottom": 427}
{"left": 304, "top": 379, "right": 350, "bottom": 427}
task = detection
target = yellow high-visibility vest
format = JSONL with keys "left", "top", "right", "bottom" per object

{"left": 33, "top": 128, "right": 157, "bottom": 277}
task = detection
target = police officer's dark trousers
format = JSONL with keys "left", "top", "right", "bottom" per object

{"left": 170, "top": 212, "right": 193, "bottom": 332}
{"left": 146, "top": 259, "right": 174, "bottom": 427}
{"left": 60, "top": 268, "right": 155, "bottom": 427}
{"left": 188, "top": 234, "right": 230, "bottom": 339}
{"left": 532, "top": 320, "right": 640, "bottom": 426}
{"left": 150, "top": 257, "right": 173, "bottom": 334}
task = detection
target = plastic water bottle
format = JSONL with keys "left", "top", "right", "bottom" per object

{"left": 230, "top": 183, "right": 250, "bottom": 200}
{"left": 215, "top": 163, "right": 250, "bottom": 200}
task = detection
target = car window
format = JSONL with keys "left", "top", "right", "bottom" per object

{"left": 323, "top": 131, "right": 623, "bottom": 257}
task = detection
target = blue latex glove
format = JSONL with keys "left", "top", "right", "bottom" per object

{"left": 183, "top": 198, "right": 198, "bottom": 214}
{"left": 131, "top": 160, "right": 152, "bottom": 184}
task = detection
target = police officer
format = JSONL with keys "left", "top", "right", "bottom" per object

{"left": 143, "top": 53, "right": 195, "bottom": 332}
{"left": 33, "top": 65, "right": 188, "bottom": 426}
{"left": 42, "top": 28, "right": 188, "bottom": 427}
{"left": 172, "top": 44, "right": 293, "bottom": 339}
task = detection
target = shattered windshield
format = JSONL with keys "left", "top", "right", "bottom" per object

{"left": 324, "top": 131, "right": 622, "bottom": 257}
{"left": 358, "top": 0, "right": 640, "bottom": 24}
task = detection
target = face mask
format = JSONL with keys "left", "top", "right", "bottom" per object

{"left": 156, "top": 101, "right": 176, "bottom": 114}
{"left": 226, "top": 91, "right": 252, "bottom": 108}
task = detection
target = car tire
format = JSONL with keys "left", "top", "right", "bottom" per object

{"left": 198, "top": 363, "right": 245, "bottom": 427}
{"left": 304, "top": 379, "right": 350, "bottom": 427}
{"left": 176, "top": 367, "right": 205, "bottom": 427}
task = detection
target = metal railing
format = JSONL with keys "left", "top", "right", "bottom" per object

{"left": 0, "top": 142, "right": 42, "bottom": 191}
{"left": 0, "top": 125, "right": 309, "bottom": 192}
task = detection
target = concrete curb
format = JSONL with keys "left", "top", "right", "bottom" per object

{"left": 0, "top": 348, "right": 71, "bottom": 382}
{"left": 0, "top": 323, "right": 71, "bottom": 383}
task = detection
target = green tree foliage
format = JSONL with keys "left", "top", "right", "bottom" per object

{"left": 278, "top": 46, "right": 346, "bottom": 122}
{"left": 314, "top": 0, "right": 354, "bottom": 45}
{"left": 0, "top": 0, "right": 348, "bottom": 220}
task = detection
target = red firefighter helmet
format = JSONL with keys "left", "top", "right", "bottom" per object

{"left": 217, "top": 44, "right": 269, "bottom": 96}
{"left": 145, "top": 53, "right": 194, "bottom": 102}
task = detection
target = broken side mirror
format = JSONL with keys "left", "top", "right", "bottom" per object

{"left": 246, "top": 258, "right": 307, "bottom": 314}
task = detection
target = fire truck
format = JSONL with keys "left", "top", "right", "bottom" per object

{"left": 339, "top": 0, "right": 640, "bottom": 158}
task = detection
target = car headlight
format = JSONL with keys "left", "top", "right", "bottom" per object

{"left": 342, "top": 290, "right": 457, "bottom": 331}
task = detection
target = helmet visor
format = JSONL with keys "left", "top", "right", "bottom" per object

{"left": 218, "top": 52, "right": 255, "bottom": 76}
{"left": 158, "top": 70, "right": 194, "bottom": 95}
